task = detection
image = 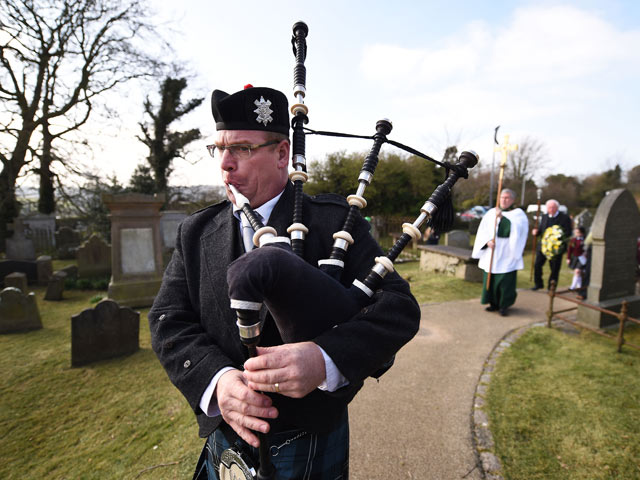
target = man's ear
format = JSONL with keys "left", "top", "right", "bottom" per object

{"left": 277, "top": 140, "right": 290, "bottom": 168}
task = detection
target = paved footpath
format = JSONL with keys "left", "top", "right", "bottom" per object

{"left": 348, "top": 289, "right": 573, "bottom": 479}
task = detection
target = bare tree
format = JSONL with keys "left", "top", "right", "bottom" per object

{"left": 0, "top": 0, "right": 164, "bottom": 249}
{"left": 504, "top": 136, "right": 549, "bottom": 188}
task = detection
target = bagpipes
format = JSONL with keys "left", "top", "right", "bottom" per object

{"left": 221, "top": 21, "right": 478, "bottom": 480}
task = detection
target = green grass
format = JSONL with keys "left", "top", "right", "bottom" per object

{"left": 0, "top": 287, "right": 199, "bottom": 480}
{"left": 486, "top": 326, "right": 640, "bottom": 479}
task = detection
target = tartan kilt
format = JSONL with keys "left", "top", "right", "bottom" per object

{"left": 195, "top": 410, "right": 349, "bottom": 480}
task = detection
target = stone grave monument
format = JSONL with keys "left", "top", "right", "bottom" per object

{"left": 71, "top": 299, "right": 139, "bottom": 366}
{"left": 55, "top": 226, "right": 83, "bottom": 259}
{"left": 44, "top": 271, "right": 67, "bottom": 301}
{"left": 418, "top": 244, "right": 483, "bottom": 282}
{"left": 6, "top": 217, "right": 36, "bottom": 261}
{"left": 4, "top": 272, "right": 28, "bottom": 293}
{"left": 573, "top": 209, "right": 593, "bottom": 232}
{"left": 578, "top": 189, "right": 640, "bottom": 327}
{"left": 76, "top": 234, "right": 111, "bottom": 278}
{"left": 160, "top": 210, "right": 188, "bottom": 250}
{"left": 0, "top": 287, "right": 42, "bottom": 334}
{"left": 103, "top": 193, "right": 165, "bottom": 307}
{"left": 0, "top": 259, "right": 38, "bottom": 285}
{"left": 445, "top": 230, "right": 471, "bottom": 249}
{"left": 22, "top": 213, "right": 56, "bottom": 252}
{"left": 36, "top": 255, "right": 53, "bottom": 285}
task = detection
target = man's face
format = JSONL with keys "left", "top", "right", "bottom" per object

{"left": 216, "top": 130, "right": 289, "bottom": 208}
{"left": 499, "top": 192, "right": 515, "bottom": 209}
{"left": 546, "top": 201, "right": 558, "bottom": 216}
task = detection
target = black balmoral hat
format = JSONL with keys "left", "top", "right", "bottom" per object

{"left": 211, "top": 85, "right": 289, "bottom": 135}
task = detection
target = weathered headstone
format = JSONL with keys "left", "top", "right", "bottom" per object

{"left": 418, "top": 245, "right": 483, "bottom": 282}
{"left": 6, "top": 217, "right": 36, "bottom": 261}
{"left": 445, "top": 230, "right": 471, "bottom": 249}
{"left": 55, "top": 226, "right": 83, "bottom": 260}
{"left": 578, "top": 189, "right": 640, "bottom": 327}
{"left": 71, "top": 299, "right": 139, "bottom": 366}
{"left": 0, "top": 260, "right": 38, "bottom": 285}
{"left": 160, "top": 210, "right": 188, "bottom": 250}
{"left": 22, "top": 213, "right": 56, "bottom": 252}
{"left": 44, "top": 271, "right": 67, "bottom": 301}
{"left": 103, "top": 193, "right": 165, "bottom": 307}
{"left": 76, "top": 234, "right": 111, "bottom": 278}
{"left": 4, "top": 272, "right": 28, "bottom": 293}
{"left": 0, "top": 287, "right": 42, "bottom": 334}
{"left": 60, "top": 264, "right": 79, "bottom": 281}
{"left": 36, "top": 255, "right": 53, "bottom": 285}
{"left": 573, "top": 209, "right": 593, "bottom": 232}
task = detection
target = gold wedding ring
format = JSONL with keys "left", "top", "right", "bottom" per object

{"left": 274, "top": 382, "right": 280, "bottom": 393}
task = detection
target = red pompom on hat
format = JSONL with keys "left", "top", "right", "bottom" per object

{"left": 244, "top": 84, "right": 253, "bottom": 89}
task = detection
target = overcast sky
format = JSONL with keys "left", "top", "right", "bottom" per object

{"left": 90, "top": 0, "right": 640, "bottom": 188}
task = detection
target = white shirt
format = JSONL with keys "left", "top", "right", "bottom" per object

{"left": 199, "top": 189, "right": 348, "bottom": 417}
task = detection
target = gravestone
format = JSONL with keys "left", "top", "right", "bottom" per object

{"left": 36, "top": 255, "right": 53, "bottom": 285}
{"left": 60, "top": 264, "right": 79, "bottom": 281}
{"left": 445, "top": 230, "right": 470, "bottom": 249}
{"left": 71, "top": 299, "right": 139, "bottom": 366}
{"left": 22, "top": 213, "right": 56, "bottom": 252}
{"left": 418, "top": 245, "right": 483, "bottom": 282}
{"left": 103, "top": 193, "right": 165, "bottom": 307}
{"left": 0, "top": 287, "right": 42, "bottom": 334}
{"left": 76, "top": 234, "right": 111, "bottom": 278}
{"left": 4, "top": 272, "right": 28, "bottom": 293}
{"left": 573, "top": 209, "right": 593, "bottom": 232}
{"left": 44, "top": 271, "right": 67, "bottom": 301}
{"left": 55, "top": 227, "right": 83, "bottom": 260}
{"left": 160, "top": 210, "right": 188, "bottom": 250}
{"left": 0, "top": 260, "right": 38, "bottom": 285}
{"left": 577, "top": 189, "right": 640, "bottom": 327}
{"left": 6, "top": 217, "right": 36, "bottom": 261}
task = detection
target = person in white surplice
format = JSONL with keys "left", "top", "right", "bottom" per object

{"left": 471, "top": 188, "right": 529, "bottom": 316}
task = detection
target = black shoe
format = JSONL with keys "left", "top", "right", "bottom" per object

{"left": 485, "top": 304, "right": 498, "bottom": 312}
{"left": 499, "top": 308, "right": 508, "bottom": 316}
{"left": 531, "top": 286, "right": 541, "bottom": 291}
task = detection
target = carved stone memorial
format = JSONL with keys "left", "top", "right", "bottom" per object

{"left": 71, "top": 299, "right": 139, "bottom": 367}
{"left": 56, "top": 226, "right": 83, "bottom": 260}
{"left": 0, "top": 287, "right": 42, "bottom": 334}
{"left": 36, "top": 255, "right": 53, "bottom": 285}
{"left": 418, "top": 244, "right": 483, "bottom": 282}
{"left": 76, "top": 234, "right": 111, "bottom": 278}
{"left": 103, "top": 193, "right": 165, "bottom": 307}
{"left": 6, "top": 217, "right": 36, "bottom": 261}
{"left": 4, "top": 272, "right": 28, "bottom": 293}
{"left": 444, "top": 230, "right": 471, "bottom": 249}
{"left": 578, "top": 189, "right": 640, "bottom": 327}
{"left": 44, "top": 271, "right": 67, "bottom": 301}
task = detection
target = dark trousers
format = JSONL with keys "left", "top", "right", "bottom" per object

{"left": 534, "top": 250, "right": 563, "bottom": 289}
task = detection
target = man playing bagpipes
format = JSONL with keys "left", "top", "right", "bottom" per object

{"left": 148, "top": 85, "right": 420, "bottom": 479}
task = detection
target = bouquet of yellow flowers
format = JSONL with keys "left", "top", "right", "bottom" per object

{"left": 541, "top": 224, "right": 565, "bottom": 260}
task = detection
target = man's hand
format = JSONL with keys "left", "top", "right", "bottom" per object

{"left": 495, "top": 207, "right": 502, "bottom": 218}
{"left": 532, "top": 228, "right": 539, "bottom": 236}
{"left": 243, "top": 342, "right": 326, "bottom": 399}
{"left": 487, "top": 239, "right": 495, "bottom": 249}
{"left": 216, "top": 369, "right": 278, "bottom": 448}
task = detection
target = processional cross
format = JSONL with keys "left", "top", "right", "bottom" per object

{"left": 487, "top": 134, "right": 518, "bottom": 289}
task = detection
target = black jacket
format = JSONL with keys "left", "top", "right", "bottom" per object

{"left": 535, "top": 211, "right": 573, "bottom": 254}
{"left": 149, "top": 182, "right": 420, "bottom": 437}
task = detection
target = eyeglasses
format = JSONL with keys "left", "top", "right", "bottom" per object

{"left": 206, "top": 140, "right": 279, "bottom": 159}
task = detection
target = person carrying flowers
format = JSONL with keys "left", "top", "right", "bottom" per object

{"left": 531, "top": 199, "right": 572, "bottom": 290}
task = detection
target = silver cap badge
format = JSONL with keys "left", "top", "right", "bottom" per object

{"left": 253, "top": 96, "right": 274, "bottom": 126}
